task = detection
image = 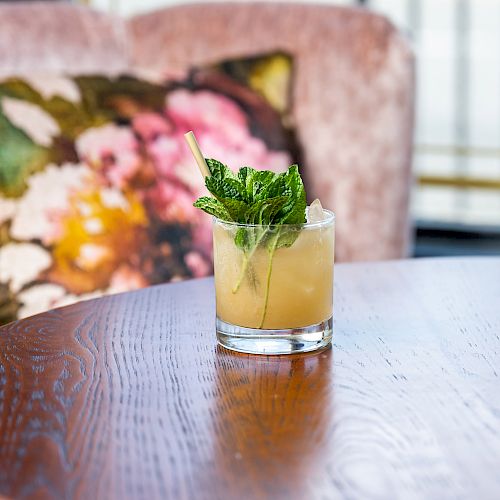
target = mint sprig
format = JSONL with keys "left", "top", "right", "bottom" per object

{"left": 194, "top": 158, "right": 307, "bottom": 327}
{"left": 194, "top": 159, "right": 306, "bottom": 227}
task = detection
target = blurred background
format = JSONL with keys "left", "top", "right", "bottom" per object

{"left": 85, "top": 0, "right": 500, "bottom": 257}
{"left": 1, "top": 0, "right": 500, "bottom": 323}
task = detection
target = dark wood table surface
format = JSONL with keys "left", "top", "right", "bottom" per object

{"left": 0, "top": 257, "right": 499, "bottom": 500}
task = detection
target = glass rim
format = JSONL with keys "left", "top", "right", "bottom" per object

{"left": 212, "top": 208, "right": 335, "bottom": 229}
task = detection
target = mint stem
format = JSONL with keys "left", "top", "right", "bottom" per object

{"left": 232, "top": 228, "right": 269, "bottom": 294}
{"left": 258, "top": 231, "right": 280, "bottom": 329}
{"left": 232, "top": 253, "right": 250, "bottom": 293}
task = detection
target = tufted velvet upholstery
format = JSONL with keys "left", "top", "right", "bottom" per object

{"left": 0, "top": 2, "right": 129, "bottom": 77}
{"left": 0, "top": 2, "right": 414, "bottom": 262}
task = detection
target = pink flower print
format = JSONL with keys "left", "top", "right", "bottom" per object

{"left": 147, "top": 136, "right": 183, "bottom": 180}
{"left": 164, "top": 90, "right": 292, "bottom": 173}
{"left": 196, "top": 130, "right": 291, "bottom": 173}
{"left": 165, "top": 89, "right": 249, "bottom": 143}
{"left": 147, "top": 181, "right": 198, "bottom": 224}
{"left": 133, "top": 112, "right": 172, "bottom": 143}
{"left": 109, "top": 265, "right": 148, "bottom": 292}
{"left": 191, "top": 214, "right": 213, "bottom": 258}
{"left": 76, "top": 124, "right": 140, "bottom": 188}
{"left": 172, "top": 149, "right": 207, "bottom": 196}
{"left": 258, "top": 149, "right": 292, "bottom": 173}
{"left": 184, "top": 251, "right": 211, "bottom": 278}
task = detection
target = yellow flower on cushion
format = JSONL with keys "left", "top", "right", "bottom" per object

{"left": 47, "top": 187, "right": 148, "bottom": 294}
{"left": 248, "top": 54, "right": 292, "bottom": 114}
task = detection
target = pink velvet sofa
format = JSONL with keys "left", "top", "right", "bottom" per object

{"left": 0, "top": 1, "right": 414, "bottom": 262}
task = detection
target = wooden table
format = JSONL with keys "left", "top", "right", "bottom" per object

{"left": 0, "top": 257, "right": 499, "bottom": 500}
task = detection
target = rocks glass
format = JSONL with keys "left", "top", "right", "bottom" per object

{"left": 213, "top": 209, "right": 335, "bottom": 354}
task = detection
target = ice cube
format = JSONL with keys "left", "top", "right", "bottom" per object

{"left": 308, "top": 198, "right": 326, "bottom": 223}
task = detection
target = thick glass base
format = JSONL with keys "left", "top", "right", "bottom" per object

{"left": 216, "top": 316, "right": 333, "bottom": 355}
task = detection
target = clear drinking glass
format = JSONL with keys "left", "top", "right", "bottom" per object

{"left": 213, "top": 209, "right": 335, "bottom": 354}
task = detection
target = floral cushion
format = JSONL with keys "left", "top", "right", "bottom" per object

{"left": 0, "top": 53, "right": 298, "bottom": 323}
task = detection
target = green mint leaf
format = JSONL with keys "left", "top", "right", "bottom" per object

{"left": 237, "top": 168, "right": 279, "bottom": 205}
{"left": 234, "top": 227, "right": 248, "bottom": 249}
{"left": 237, "top": 166, "right": 256, "bottom": 183}
{"left": 233, "top": 196, "right": 288, "bottom": 253}
{"left": 237, "top": 166, "right": 257, "bottom": 191}
{"left": 276, "top": 226, "right": 301, "bottom": 249}
{"left": 225, "top": 178, "right": 247, "bottom": 201}
{"left": 205, "top": 176, "right": 245, "bottom": 201}
{"left": 206, "top": 158, "right": 235, "bottom": 181}
{"left": 216, "top": 198, "right": 249, "bottom": 222}
{"left": 246, "top": 196, "right": 288, "bottom": 225}
{"left": 275, "top": 165, "right": 307, "bottom": 225}
{"left": 252, "top": 171, "right": 277, "bottom": 201}
{"left": 193, "top": 197, "right": 233, "bottom": 221}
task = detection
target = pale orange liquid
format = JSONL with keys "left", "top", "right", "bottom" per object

{"left": 213, "top": 223, "right": 334, "bottom": 329}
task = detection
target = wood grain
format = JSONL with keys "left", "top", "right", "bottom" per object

{"left": 0, "top": 257, "right": 499, "bottom": 500}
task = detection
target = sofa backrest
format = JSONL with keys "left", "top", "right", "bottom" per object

{"left": 129, "top": 3, "right": 415, "bottom": 261}
{"left": 0, "top": 2, "right": 129, "bottom": 77}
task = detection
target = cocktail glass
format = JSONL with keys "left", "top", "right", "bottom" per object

{"left": 213, "top": 209, "right": 335, "bottom": 354}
